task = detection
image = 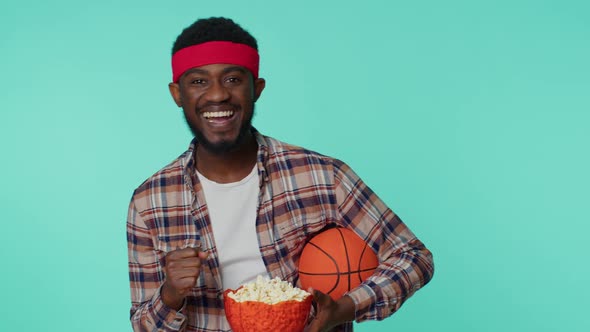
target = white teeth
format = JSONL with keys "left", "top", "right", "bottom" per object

{"left": 203, "top": 110, "right": 234, "bottom": 119}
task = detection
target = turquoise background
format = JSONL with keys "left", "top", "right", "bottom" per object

{"left": 1, "top": 0, "right": 589, "bottom": 331}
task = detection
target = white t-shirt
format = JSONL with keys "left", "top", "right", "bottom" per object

{"left": 196, "top": 166, "right": 268, "bottom": 290}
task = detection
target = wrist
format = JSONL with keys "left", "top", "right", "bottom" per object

{"left": 334, "top": 295, "right": 356, "bottom": 324}
{"left": 161, "top": 282, "right": 184, "bottom": 311}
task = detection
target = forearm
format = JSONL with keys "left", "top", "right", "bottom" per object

{"left": 346, "top": 238, "right": 434, "bottom": 321}
{"left": 130, "top": 285, "right": 187, "bottom": 332}
{"left": 333, "top": 160, "right": 435, "bottom": 321}
{"left": 127, "top": 200, "right": 187, "bottom": 331}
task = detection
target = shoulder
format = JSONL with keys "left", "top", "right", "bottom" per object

{"left": 258, "top": 134, "right": 358, "bottom": 189}
{"left": 130, "top": 149, "right": 192, "bottom": 207}
{"left": 260, "top": 134, "right": 344, "bottom": 168}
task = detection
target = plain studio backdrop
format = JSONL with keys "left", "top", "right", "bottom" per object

{"left": 1, "top": 1, "right": 588, "bottom": 331}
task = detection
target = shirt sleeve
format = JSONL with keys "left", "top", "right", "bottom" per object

{"left": 127, "top": 197, "right": 187, "bottom": 331}
{"left": 332, "top": 160, "right": 435, "bottom": 322}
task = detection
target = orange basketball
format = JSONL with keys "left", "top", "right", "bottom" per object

{"left": 298, "top": 227, "right": 379, "bottom": 300}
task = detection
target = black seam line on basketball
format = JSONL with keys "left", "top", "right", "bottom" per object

{"left": 299, "top": 267, "right": 378, "bottom": 276}
{"left": 336, "top": 228, "right": 352, "bottom": 292}
{"left": 358, "top": 240, "right": 370, "bottom": 284}
{"left": 308, "top": 242, "right": 340, "bottom": 294}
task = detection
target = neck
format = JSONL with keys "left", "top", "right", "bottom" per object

{"left": 195, "top": 133, "right": 258, "bottom": 184}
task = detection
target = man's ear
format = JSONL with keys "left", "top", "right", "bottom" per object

{"left": 253, "top": 78, "right": 266, "bottom": 102}
{"left": 168, "top": 82, "right": 182, "bottom": 107}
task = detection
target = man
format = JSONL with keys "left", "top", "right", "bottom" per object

{"left": 127, "top": 17, "right": 434, "bottom": 332}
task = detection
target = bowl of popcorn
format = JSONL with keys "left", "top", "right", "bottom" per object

{"left": 223, "top": 275, "right": 313, "bottom": 332}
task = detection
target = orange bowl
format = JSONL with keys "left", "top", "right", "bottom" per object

{"left": 223, "top": 288, "right": 312, "bottom": 332}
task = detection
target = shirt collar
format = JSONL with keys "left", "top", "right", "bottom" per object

{"left": 182, "top": 127, "right": 270, "bottom": 194}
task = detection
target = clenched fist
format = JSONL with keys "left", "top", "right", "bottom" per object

{"left": 161, "top": 247, "right": 209, "bottom": 310}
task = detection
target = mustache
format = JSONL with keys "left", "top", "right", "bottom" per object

{"left": 196, "top": 102, "right": 241, "bottom": 112}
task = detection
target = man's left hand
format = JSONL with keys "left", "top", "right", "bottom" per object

{"left": 305, "top": 289, "right": 356, "bottom": 332}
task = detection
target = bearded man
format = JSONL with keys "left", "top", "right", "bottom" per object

{"left": 127, "top": 17, "right": 434, "bottom": 332}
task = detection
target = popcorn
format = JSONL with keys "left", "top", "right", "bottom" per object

{"left": 223, "top": 276, "right": 313, "bottom": 332}
{"left": 227, "top": 275, "right": 310, "bottom": 304}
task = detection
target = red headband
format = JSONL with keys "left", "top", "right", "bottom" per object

{"left": 171, "top": 41, "right": 259, "bottom": 82}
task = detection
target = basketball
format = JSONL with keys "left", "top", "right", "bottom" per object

{"left": 298, "top": 227, "right": 379, "bottom": 300}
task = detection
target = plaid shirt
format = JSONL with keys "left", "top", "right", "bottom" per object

{"left": 127, "top": 131, "right": 434, "bottom": 331}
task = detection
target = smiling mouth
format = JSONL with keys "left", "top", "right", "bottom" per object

{"left": 203, "top": 110, "right": 235, "bottom": 121}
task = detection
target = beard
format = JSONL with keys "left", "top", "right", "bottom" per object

{"left": 185, "top": 103, "right": 255, "bottom": 155}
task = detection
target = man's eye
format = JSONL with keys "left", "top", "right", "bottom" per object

{"left": 226, "top": 77, "right": 240, "bottom": 84}
{"left": 191, "top": 79, "right": 206, "bottom": 84}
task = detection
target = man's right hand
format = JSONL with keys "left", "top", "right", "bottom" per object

{"left": 161, "top": 247, "right": 209, "bottom": 311}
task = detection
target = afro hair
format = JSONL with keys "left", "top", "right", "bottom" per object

{"left": 172, "top": 17, "right": 258, "bottom": 55}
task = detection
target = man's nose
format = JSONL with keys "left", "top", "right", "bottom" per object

{"left": 205, "top": 81, "right": 230, "bottom": 102}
